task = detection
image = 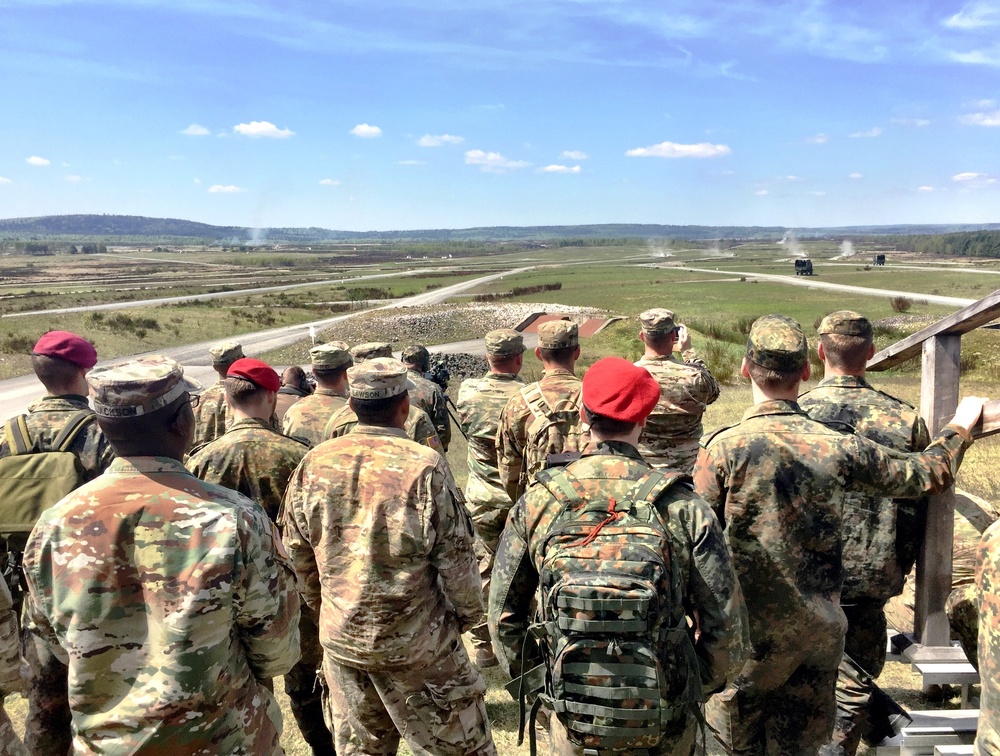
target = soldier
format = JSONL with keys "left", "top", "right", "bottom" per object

{"left": 400, "top": 344, "right": 451, "bottom": 451}
{"left": 276, "top": 365, "right": 314, "bottom": 422}
{"left": 282, "top": 342, "right": 352, "bottom": 447}
{"left": 489, "top": 357, "right": 747, "bottom": 755}
{"left": 975, "top": 518, "right": 1000, "bottom": 753}
{"left": 349, "top": 341, "right": 392, "bottom": 363}
{"left": 634, "top": 308, "right": 720, "bottom": 474}
{"left": 22, "top": 355, "right": 300, "bottom": 754}
{"left": 192, "top": 340, "right": 244, "bottom": 447}
{"left": 692, "top": 314, "right": 986, "bottom": 755}
{"left": 496, "top": 319, "right": 588, "bottom": 502}
{"left": 0, "top": 580, "right": 25, "bottom": 756}
{"left": 455, "top": 328, "right": 526, "bottom": 668}
{"left": 281, "top": 358, "right": 495, "bottom": 755}
{"left": 798, "top": 310, "right": 931, "bottom": 753}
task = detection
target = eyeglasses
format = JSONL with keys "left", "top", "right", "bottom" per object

{"left": 188, "top": 393, "right": 201, "bottom": 410}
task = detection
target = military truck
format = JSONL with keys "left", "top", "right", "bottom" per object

{"left": 794, "top": 259, "right": 814, "bottom": 276}
{"left": 873, "top": 254, "right": 886, "bottom": 266}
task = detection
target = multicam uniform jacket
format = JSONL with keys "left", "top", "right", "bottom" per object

{"left": 693, "top": 399, "right": 971, "bottom": 691}
{"left": 22, "top": 456, "right": 301, "bottom": 756}
{"left": 456, "top": 372, "right": 525, "bottom": 537}
{"left": 489, "top": 441, "right": 748, "bottom": 748}
{"left": 635, "top": 350, "right": 720, "bottom": 475}
{"left": 187, "top": 416, "right": 309, "bottom": 522}
{"left": 322, "top": 403, "right": 443, "bottom": 454}
{"left": 976, "top": 519, "right": 1000, "bottom": 754}
{"left": 496, "top": 368, "right": 584, "bottom": 503}
{"left": 407, "top": 369, "right": 451, "bottom": 451}
{"left": 282, "top": 388, "right": 349, "bottom": 447}
{"left": 275, "top": 385, "right": 309, "bottom": 423}
{"left": 191, "top": 380, "right": 228, "bottom": 448}
{"left": 281, "top": 424, "right": 482, "bottom": 668}
{"left": 799, "top": 375, "right": 932, "bottom": 603}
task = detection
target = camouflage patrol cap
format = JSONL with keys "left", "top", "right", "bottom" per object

{"left": 746, "top": 315, "right": 808, "bottom": 371}
{"left": 485, "top": 328, "right": 525, "bottom": 356}
{"left": 817, "top": 310, "right": 873, "bottom": 339}
{"left": 537, "top": 320, "right": 579, "bottom": 349}
{"left": 310, "top": 343, "right": 352, "bottom": 370}
{"left": 350, "top": 342, "right": 393, "bottom": 362}
{"left": 347, "top": 357, "right": 415, "bottom": 400}
{"left": 400, "top": 345, "right": 430, "bottom": 365}
{"left": 639, "top": 308, "right": 678, "bottom": 334}
{"left": 209, "top": 341, "right": 243, "bottom": 366}
{"left": 88, "top": 356, "right": 201, "bottom": 418}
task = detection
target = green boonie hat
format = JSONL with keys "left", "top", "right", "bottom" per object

{"left": 209, "top": 341, "right": 243, "bottom": 365}
{"left": 350, "top": 342, "right": 393, "bottom": 363}
{"left": 485, "top": 328, "right": 525, "bottom": 356}
{"left": 537, "top": 320, "right": 579, "bottom": 349}
{"left": 639, "top": 308, "right": 678, "bottom": 334}
{"left": 347, "top": 357, "right": 415, "bottom": 400}
{"left": 310, "top": 343, "right": 351, "bottom": 370}
{"left": 400, "top": 345, "right": 430, "bottom": 365}
{"left": 746, "top": 315, "right": 808, "bottom": 371}
{"left": 88, "top": 356, "right": 201, "bottom": 418}
{"left": 817, "top": 310, "right": 873, "bottom": 339}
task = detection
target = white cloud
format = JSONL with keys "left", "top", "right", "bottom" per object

{"left": 970, "top": 98, "right": 998, "bottom": 108}
{"left": 808, "top": 191, "right": 827, "bottom": 196}
{"left": 64, "top": 175, "right": 82, "bottom": 183}
{"left": 350, "top": 123, "right": 382, "bottom": 138}
{"left": 193, "top": 178, "right": 201, "bottom": 185}
{"left": 541, "top": 164, "right": 582, "bottom": 174}
{"left": 959, "top": 110, "right": 1000, "bottom": 126}
{"left": 891, "top": 118, "right": 931, "bottom": 127}
{"left": 945, "top": 2, "right": 1000, "bottom": 29}
{"left": 0, "top": 177, "right": 10, "bottom": 185}
{"left": 849, "top": 127, "right": 883, "bottom": 138}
{"left": 805, "top": 133, "right": 829, "bottom": 145}
{"left": 949, "top": 47, "right": 1000, "bottom": 65}
{"left": 61, "top": 162, "right": 70, "bottom": 168}
{"left": 625, "top": 141, "right": 731, "bottom": 158}
{"left": 561, "top": 150, "right": 588, "bottom": 160}
{"left": 319, "top": 178, "right": 341, "bottom": 185}
{"left": 918, "top": 185, "right": 935, "bottom": 192}
{"left": 849, "top": 172, "right": 863, "bottom": 179}
{"left": 754, "top": 189, "right": 769, "bottom": 196}
{"left": 208, "top": 184, "right": 245, "bottom": 193}
{"left": 418, "top": 134, "right": 463, "bottom": 147}
{"left": 233, "top": 121, "right": 294, "bottom": 138}
{"left": 398, "top": 159, "right": 425, "bottom": 166}
{"left": 26, "top": 156, "right": 50, "bottom": 166}
{"left": 782, "top": 175, "right": 802, "bottom": 182}
{"left": 953, "top": 171, "right": 986, "bottom": 181}
{"left": 464, "top": 149, "right": 530, "bottom": 172}
{"left": 181, "top": 123, "right": 210, "bottom": 136}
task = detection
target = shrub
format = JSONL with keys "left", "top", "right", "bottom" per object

{"left": 702, "top": 340, "right": 742, "bottom": 385}
{"left": 890, "top": 296, "right": 913, "bottom": 313}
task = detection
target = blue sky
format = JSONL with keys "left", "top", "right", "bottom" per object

{"left": 1, "top": 0, "right": 999, "bottom": 232}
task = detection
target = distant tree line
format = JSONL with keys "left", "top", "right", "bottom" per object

{"left": 10, "top": 242, "right": 107, "bottom": 255}
{"left": 867, "top": 230, "right": 1000, "bottom": 258}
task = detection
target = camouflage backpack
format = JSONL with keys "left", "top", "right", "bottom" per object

{"left": 520, "top": 383, "right": 587, "bottom": 492}
{"left": 518, "top": 466, "right": 702, "bottom": 754}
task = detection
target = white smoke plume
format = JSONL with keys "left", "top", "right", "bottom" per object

{"left": 778, "top": 230, "right": 804, "bottom": 257}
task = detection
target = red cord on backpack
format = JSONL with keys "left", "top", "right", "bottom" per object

{"left": 572, "top": 498, "right": 620, "bottom": 547}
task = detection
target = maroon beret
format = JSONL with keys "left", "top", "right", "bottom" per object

{"left": 227, "top": 358, "right": 280, "bottom": 392}
{"left": 582, "top": 357, "right": 660, "bottom": 424}
{"left": 32, "top": 331, "right": 98, "bottom": 369}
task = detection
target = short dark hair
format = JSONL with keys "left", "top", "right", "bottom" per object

{"left": 313, "top": 365, "right": 348, "bottom": 380}
{"left": 583, "top": 404, "right": 638, "bottom": 437}
{"left": 538, "top": 345, "right": 577, "bottom": 367}
{"left": 224, "top": 376, "right": 267, "bottom": 408}
{"left": 281, "top": 366, "right": 308, "bottom": 387}
{"left": 31, "top": 354, "right": 83, "bottom": 394}
{"left": 487, "top": 353, "right": 521, "bottom": 372}
{"left": 745, "top": 360, "right": 801, "bottom": 393}
{"left": 820, "top": 333, "right": 872, "bottom": 373}
{"left": 643, "top": 330, "right": 675, "bottom": 352}
{"left": 352, "top": 392, "right": 407, "bottom": 425}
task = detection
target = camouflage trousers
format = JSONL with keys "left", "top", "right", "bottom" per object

{"left": 321, "top": 637, "right": 496, "bottom": 756}
{"left": 286, "top": 606, "right": 336, "bottom": 756}
{"left": 706, "top": 665, "right": 839, "bottom": 755}
{"left": 0, "top": 707, "right": 26, "bottom": 756}
{"left": 830, "top": 601, "right": 888, "bottom": 756}
{"left": 468, "top": 506, "right": 510, "bottom": 655}
{"left": 946, "top": 583, "right": 979, "bottom": 671}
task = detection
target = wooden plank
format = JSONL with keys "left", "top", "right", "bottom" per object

{"left": 934, "top": 747, "right": 975, "bottom": 756}
{"left": 954, "top": 489, "right": 998, "bottom": 535}
{"left": 903, "top": 645, "right": 969, "bottom": 664}
{"left": 915, "top": 335, "right": 960, "bottom": 646}
{"left": 912, "top": 662, "right": 980, "bottom": 685}
{"left": 868, "top": 289, "right": 1000, "bottom": 370}
{"left": 971, "top": 398, "right": 1000, "bottom": 439}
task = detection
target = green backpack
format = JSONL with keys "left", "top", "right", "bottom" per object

{"left": 516, "top": 466, "right": 703, "bottom": 755}
{"left": 0, "top": 411, "right": 93, "bottom": 605}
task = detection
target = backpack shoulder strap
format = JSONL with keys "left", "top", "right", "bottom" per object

{"left": 52, "top": 411, "right": 96, "bottom": 452}
{"left": 5, "top": 416, "right": 32, "bottom": 455}
{"left": 534, "top": 467, "right": 586, "bottom": 511}
{"left": 626, "top": 467, "right": 692, "bottom": 507}
{"left": 521, "top": 383, "right": 553, "bottom": 422}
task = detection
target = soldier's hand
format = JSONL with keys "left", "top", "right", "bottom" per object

{"left": 950, "top": 396, "right": 989, "bottom": 434}
{"left": 675, "top": 324, "right": 692, "bottom": 352}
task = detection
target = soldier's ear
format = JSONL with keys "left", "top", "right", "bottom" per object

{"left": 801, "top": 362, "right": 811, "bottom": 382}
{"left": 867, "top": 342, "right": 876, "bottom": 360}
{"left": 739, "top": 357, "right": 751, "bottom": 379}
{"left": 817, "top": 341, "right": 827, "bottom": 362}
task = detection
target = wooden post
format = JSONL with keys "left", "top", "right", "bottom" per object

{"left": 915, "top": 334, "right": 961, "bottom": 645}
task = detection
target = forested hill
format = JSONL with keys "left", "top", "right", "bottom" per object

{"left": 1, "top": 214, "right": 999, "bottom": 243}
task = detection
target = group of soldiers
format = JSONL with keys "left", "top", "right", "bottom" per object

{"left": 0, "top": 305, "right": 995, "bottom": 756}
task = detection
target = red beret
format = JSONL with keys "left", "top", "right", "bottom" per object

{"left": 227, "top": 358, "right": 280, "bottom": 392}
{"left": 582, "top": 357, "right": 660, "bottom": 424}
{"left": 32, "top": 331, "right": 98, "bottom": 369}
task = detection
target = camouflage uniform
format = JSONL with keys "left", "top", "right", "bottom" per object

{"left": 281, "top": 359, "right": 493, "bottom": 755}
{"left": 191, "top": 379, "right": 229, "bottom": 448}
{"left": 406, "top": 368, "right": 451, "bottom": 451}
{"left": 187, "top": 416, "right": 308, "bottom": 522}
{"left": 323, "top": 403, "right": 443, "bottom": 453}
{"left": 276, "top": 385, "right": 310, "bottom": 423}
{"left": 283, "top": 389, "right": 349, "bottom": 447}
{"left": 975, "top": 519, "right": 1000, "bottom": 754}
{"left": 636, "top": 350, "right": 720, "bottom": 474}
{"left": 799, "top": 371, "right": 931, "bottom": 754}
{"left": 0, "top": 580, "right": 25, "bottom": 756}
{"left": 457, "top": 368, "right": 525, "bottom": 659}
{"left": 490, "top": 440, "right": 748, "bottom": 755}
{"left": 694, "top": 400, "right": 972, "bottom": 754}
